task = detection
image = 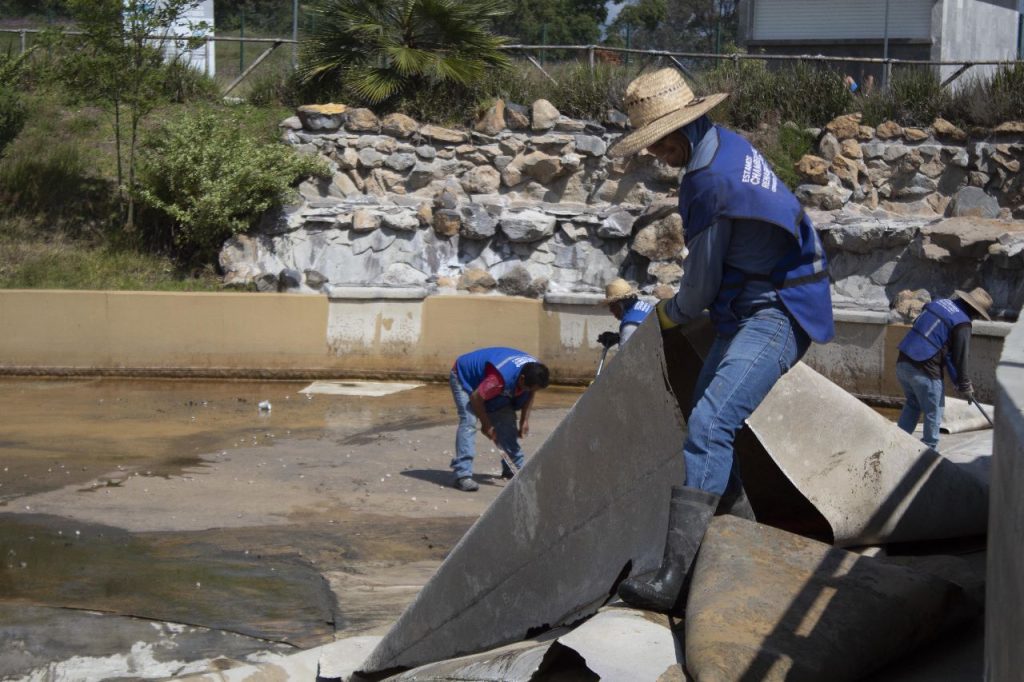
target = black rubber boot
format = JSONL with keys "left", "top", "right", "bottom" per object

{"left": 617, "top": 486, "right": 719, "bottom": 613}
{"left": 716, "top": 478, "right": 756, "bottom": 522}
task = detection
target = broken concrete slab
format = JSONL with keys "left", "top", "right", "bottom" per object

{"left": 382, "top": 608, "right": 685, "bottom": 681}
{"left": 555, "top": 607, "right": 684, "bottom": 680}
{"left": 663, "top": 324, "right": 990, "bottom": 547}
{"left": 177, "top": 636, "right": 381, "bottom": 681}
{"left": 685, "top": 517, "right": 981, "bottom": 682}
{"left": 360, "top": 318, "right": 687, "bottom": 672}
{"left": 381, "top": 631, "right": 560, "bottom": 681}
{"left": 744, "top": 363, "right": 989, "bottom": 546}
{"left": 361, "top": 317, "right": 991, "bottom": 673}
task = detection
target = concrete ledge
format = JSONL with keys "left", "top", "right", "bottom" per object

{"left": 326, "top": 286, "right": 430, "bottom": 300}
{"left": 544, "top": 292, "right": 605, "bottom": 306}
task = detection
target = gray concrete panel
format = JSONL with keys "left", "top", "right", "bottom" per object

{"left": 747, "top": 363, "right": 990, "bottom": 546}
{"left": 685, "top": 517, "right": 981, "bottom": 682}
{"left": 985, "top": 316, "right": 1024, "bottom": 682}
{"left": 360, "top": 317, "right": 688, "bottom": 673}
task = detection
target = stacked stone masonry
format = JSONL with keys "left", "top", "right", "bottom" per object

{"left": 219, "top": 104, "right": 1024, "bottom": 318}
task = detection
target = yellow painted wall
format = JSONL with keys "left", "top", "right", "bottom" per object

{"left": 0, "top": 290, "right": 1008, "bottom": 400}
{"left": 0, "top": 290, "right": 328, "bottom": 372}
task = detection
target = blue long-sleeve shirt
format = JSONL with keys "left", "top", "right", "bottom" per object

{"left": 664, "top": 125, "right": 793, "bottom": 326}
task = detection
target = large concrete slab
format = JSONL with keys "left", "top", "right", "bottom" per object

{"left": 361, "top": 318, "right": 993, "bottom": 673}
{"left": 360, "top": 318, "right": 687, "bottom": 672}
{"left": 744, "top": 363, "right": 989, "bottom": 546}
{"left": 663, "top": 325, "right": 990, "bottom": 547}
{"left": 685, "top": 517, "right": 981, "bottom": 682}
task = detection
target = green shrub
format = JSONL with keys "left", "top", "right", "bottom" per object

{"left": 949, "top": 64, "right": 1024, "bottom": 128}
{"left": 159, "top": 59, "right": 220, "bottom": 103}
{"left": 761, "top": 125, "right": 816, "bottom": 190}
{"left": 858, "top": 67, "right": 950, "bottom": 127}
{"left": 0, "top": 85, "right": 26, "bottom": 154}
{"left": 137, "top": 109, "right": 329, "bottom": 260}
{"left": 702, "top": 60, "right": 851, "bottom": 129}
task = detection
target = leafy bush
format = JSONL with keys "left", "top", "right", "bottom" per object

{"left": 857, "top": 67, "right": 957, "bottom": 127}
{"left": 137, "top": 109, "right": 329, "bottom": 260}
{"left": 0, "top": 85, "right": 26, "bottom": 155}
{"left": 702, "top": 60, "right": 851, "bottom": 130}
{"left": 159, "top": 59, "right": 221, "bottom": 103}
{"left": 949, "top": 64, "right": 1024, "bottom": 128}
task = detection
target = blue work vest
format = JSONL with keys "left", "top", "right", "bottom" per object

{"left": 620, "top": 299, "right": 653, "bottom": 332}
{"left": 898, "top": 299, "right": 971, "bottom": 383}
{"left": 678, "top": 127, "right": 835, "bottom": 344}
{"left": 455, "top": 347, "right": 537, "bottom": 412}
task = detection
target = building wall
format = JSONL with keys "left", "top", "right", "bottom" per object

{"left": 935, "top": 0, "right": 1019, "bottom": 82}
{"left": 985, "top": 314, "right": 1024, "bottom": 681}
{"left": 0, "top": 290, "right": 1013, "bottom": 403}
{"left": 746, "top": 0, "right": 933, "bottom": 41}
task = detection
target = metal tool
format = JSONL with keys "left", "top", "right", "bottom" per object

{"left": 969, "top": 397, "right": 995, "bottom": 428}
{"left": 496, "top": 448, "right": 520, "bottom": 475}
{"left": 595, "top": 346, "right": 610, "bottom": 377}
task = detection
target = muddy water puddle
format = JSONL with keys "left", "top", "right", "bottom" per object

{"left": 0, "top": 377, "right": 580, "bottom": 678}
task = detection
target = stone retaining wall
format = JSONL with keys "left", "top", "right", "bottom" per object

{"left": 220, "top": 103, "right": 1024, "bottom": 318}
{"left": 795, "top": 114, "right": 1024, "bottom": 220}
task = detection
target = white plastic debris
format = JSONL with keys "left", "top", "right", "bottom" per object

{"left": 258, "top": 400, "right": 272, "bottom": 412}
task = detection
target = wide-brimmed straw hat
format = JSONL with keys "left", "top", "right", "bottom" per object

{"left": 603, "top": 278, "right": 639, "bottom": 304}
{"left": 609, "top": 68, "right": 729, "bottom": 158}
{"left": 954, "top": 287, "right": 993, "bottom": 320}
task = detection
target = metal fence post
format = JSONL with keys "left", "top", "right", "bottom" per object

{"left": 19, "top": 29, "right": 26, "bottom": 55}
{"left": 588, "top": 45, "right": 595, "bottom": 73}
{"left": 239, "top": 8, "right": 245, "bottom": 75}
{"left": 292, "top": 0, "right": 299, "bottom": 69}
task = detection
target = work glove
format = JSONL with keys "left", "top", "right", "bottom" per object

{"left": 597, "top": 331, "right": 620, "bottom": 348}
{"left": 655, "top": 300, "right": 680, "bottom": 331}
{"left": 958, "top": 383, "right": 976, "bottom": 404}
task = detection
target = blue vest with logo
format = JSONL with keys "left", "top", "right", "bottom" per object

{"left": 898, "top": 299, "right": 971, "bottom": 383}
{"left": 677, "top": 127, "right": 835, "bottom": 344}
{"left": 455, "top": 347, "right": 537, "bottom": 412}
{"left": 620, "top": 299, "right": 653, "bottom": 332}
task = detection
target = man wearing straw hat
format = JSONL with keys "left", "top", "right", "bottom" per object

{"left": 598, "top": 278, "right": 654, "bottom": 349}
{"left": 895, "top": 287, "right": 993, "bottom": 449}
{"left": 608, "top": 68, "right": 835, "bottom": 613}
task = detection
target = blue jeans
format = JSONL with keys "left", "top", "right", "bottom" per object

{"left": 896, "top": 360, "right": 944, "bottom": 449}
{"left": 449, "top": 370, "right": 526, "bottom": 479}
{"left": 684, "top": 307, "right": 810, "bottom": 495}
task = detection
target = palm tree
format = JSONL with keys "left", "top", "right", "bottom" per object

{"left": 300, "top": 0, "right": 511, "bottom": 105}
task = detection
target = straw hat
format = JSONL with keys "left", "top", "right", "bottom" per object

{"left": 954, "top": 287, "right": 993, "bottom": 320}
{"left": 603, "top": 278, "right": 639, "bottom": 304}
{"left": 609, "top": 68, "right": 729, "bottom": 158}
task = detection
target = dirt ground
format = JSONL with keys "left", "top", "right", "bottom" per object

{"left": 0, "top": 377, "right": 581, "bottom": 679}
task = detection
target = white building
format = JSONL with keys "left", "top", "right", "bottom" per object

{"left": 737, "top": 0, "right": 1021, "bottom": 84}
{"left": 156, "top": 0, "right": 216, "bottom": 77}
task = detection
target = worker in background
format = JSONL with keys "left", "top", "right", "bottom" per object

{"left": 597, "top": 278, "right": 654, "bottom": 350}
{"left": 608, "top": 68, "right": 835, "bottom": 613}
{"left": 896, "top": 288, "right": 992, "bottom": 449}
{"left": 448, "top": 347, "right": 550, "bottom": 492}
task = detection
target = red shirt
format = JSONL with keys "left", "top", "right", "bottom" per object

{"left": 476, "top": 364, "right": 507, "bottom": 401}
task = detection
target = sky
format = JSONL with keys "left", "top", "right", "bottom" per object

{"left": 606, "top": 0, "right": 625, "bottom": 25}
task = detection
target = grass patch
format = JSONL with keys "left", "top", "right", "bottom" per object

{"left": 0, "top": 231, "right": 223, "bottom": 291}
